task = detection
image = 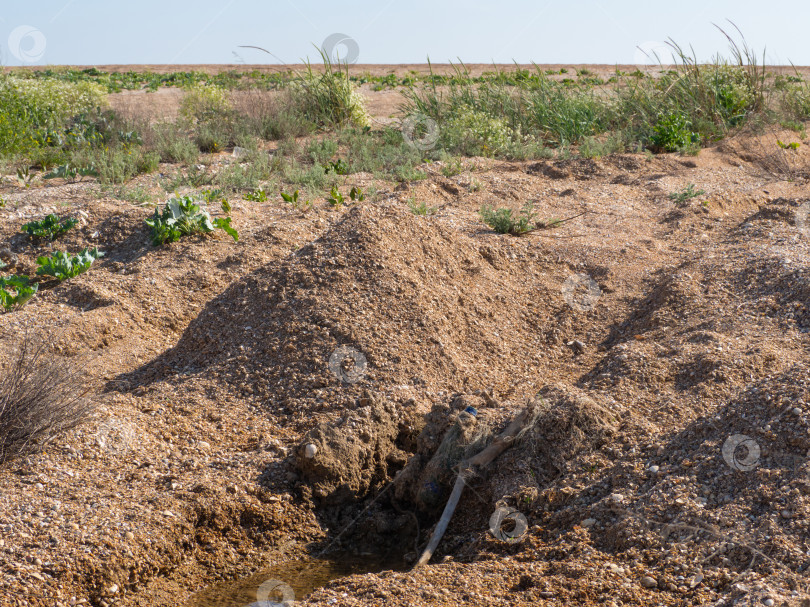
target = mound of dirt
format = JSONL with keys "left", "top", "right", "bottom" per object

{"left": 126, "top": 204, "right": 565, "bottom": 427}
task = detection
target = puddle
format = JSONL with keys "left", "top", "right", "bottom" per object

{"left": 186, "top": 554, "right": 405, "bottom": 606}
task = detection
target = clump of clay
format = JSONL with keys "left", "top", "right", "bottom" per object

{"left": 295, "top": 392, "right": 415, "bottom": 505}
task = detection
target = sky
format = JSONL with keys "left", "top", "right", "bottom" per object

{"left": 1, "top": 1, "right": 809, "bottom": 67}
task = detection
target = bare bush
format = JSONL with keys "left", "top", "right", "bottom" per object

{"left": 0, "top": 332, "right": 94, "bottom": 464}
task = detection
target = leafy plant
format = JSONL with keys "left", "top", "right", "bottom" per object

{"left": 199, "top": 188, "right": 226, "bottom": 204}
{"left": 480, "top": 203, "right": 538, "bottom": 235}
{"left": 280, "top": 190, "right": 300, "bottom": 204}
{"left": 0, "top": 276, "right": 38, "bottom": 311}
{"left": 327, "top": 186, "right": 345, "bottom": 208}
{"left": 668, "top": 183, "right": 706, "bottom": 205}
{"left": 243, "top": 188, "right": 268, "bottom": 202}
{"left": 42, "top": 163, "right": 98, "bottom": 182}
{"left": 349, "top": 186, "right": 365, "bottom": 201}
{"left": 22, "top": 215, "right": 78, "bottom": 241}
{"left": 650, "top": 113, "right": 699, "bottom": 152}
{"left": 145, "top": 196, "right": 238, "bottom": 245}
{"left": 36, "top": 248, "right": 104, "bottom": 281}
{"left": 408, "top": 197, "right": 437, "bottom": 216}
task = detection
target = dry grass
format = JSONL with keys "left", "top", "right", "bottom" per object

{"left": 0, "top": 330, "right": 94, "bottom": 464}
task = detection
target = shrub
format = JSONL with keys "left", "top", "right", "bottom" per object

{"left": 179, "top": 83, "right": 231, "bottom": 124}
{"left": 440, "top": 107, "right": 511, "bottom": 156}
{"left": 76, "top": 146, "right": 159, "bottom": 184}
{"left": 0, "top": 77, "right": 108, "bottom": 155}
{"left": 0, "top": 332, "right": 93, "bottom": 464}
{"left": 149, "top": 122, "right": 199, "bottom": 164}
{"left": 480, "top": 203, "right": 538, "bottom": 235}
{"left": 650, "top": 113, "right": 699, "bottom": 152}
{"left": 290, "top": 55, "right": 370, "bottom": 128}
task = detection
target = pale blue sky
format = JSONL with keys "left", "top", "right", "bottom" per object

{"left": 1, "top": 1, "right": 808, "bottom": 66}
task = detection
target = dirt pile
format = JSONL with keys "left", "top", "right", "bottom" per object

{"left": 128, "top": 204, "right": 569, "bottom": 428}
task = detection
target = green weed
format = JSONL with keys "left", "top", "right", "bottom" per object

{"left": 668, "top": 183, "right": 706, "bottom": 205}
{"left": 22, "top": 215, "right": 78, "bottom": 241}
{"left": 408, "top": 197, "right": 437, "bottom": 216}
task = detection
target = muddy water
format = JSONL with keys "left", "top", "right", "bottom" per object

{"left": 187, "top": 554, "right": 405, "bottom": 606}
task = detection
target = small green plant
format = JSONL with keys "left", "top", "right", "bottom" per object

{"left": 0, "top": 276, "right": 38, "bottom": 311}
{"left": 42, "top": 163, "right": 98, "bottom": 182}
{"left": 22, "top": 215, "right": 79, "bottom": 241}
{"left": 280, "top": 189, "right": 312, "bottom": 211}
{"left": 668, "top": 183, "right": 706, "bottom": 206}
{"left": 280, "top": 190, "right": 300, "bottom": 205}
{"left": 16, "top": 167, "right": 33, "bottom": 188}
{"left": 408, "top": 197, "right": 437, "bottom": 216}
{"left": 200, "top": 188, "right": 226, "bottom": 204}
{"left": 243, "top": 188, "right": 268, "bottom": 202}
{"left": 650, "top": 113, "right": 699, "bottom": 152}
{"left": 145, "top": 196, "right": 239, "bottom": 245}
{"left": 36, "top": 248, "right": 104, "bottom": 281}
{"left": 349, "top": 186, "right": 365, "bottom": 201}
{"left": 221, "top": 199, "right": 232, "bottom": 214}
{"left": 441, "top": 157, "right": 465, "bottom": 177}
{"left": 480, "top": 203, "right": 538, "bottom": 235}
{"left": 324, "top": 158, "right": 349, "bottom": 175}
{"left": 327, "top": 186, "right": 345, "bottom": 209}
{"left": 777, "top": 139, "right": 801, "bottom": 150}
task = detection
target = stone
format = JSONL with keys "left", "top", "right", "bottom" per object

{"left": 640, "top": 576, "right": 658, "bottom": 589}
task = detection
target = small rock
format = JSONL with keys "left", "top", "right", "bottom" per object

{"left": 781, "top": 510, "right": 792, "bottom": 519}
{"left": 792, "top": 407, "right": 802, "bottom": 416}
{"left": 640, "top": 576, "right": 658, "bottom": 589}
{"left": 567, "top": 340, "right": 586, "bottom": 354}
{"left": 763, "top": 599, "right": 774, "bottom": 607}
{"left": 304, "top": 443, "right": 318, "bottom": 459}
{"left": 124, "top": 532, "right": 134, "bottom": 541}
{"left": 581, "top": 518, "right": 597, "bottom": 528}
{"left": 106, "top": 584, "right": 118, "bottom": 596}
{"left": 648, "top": 465, "right": 660, "bottom": 474}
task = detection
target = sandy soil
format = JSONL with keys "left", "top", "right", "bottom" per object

{"left": 0, "top": 82, "right": 809, "bottom": 607}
